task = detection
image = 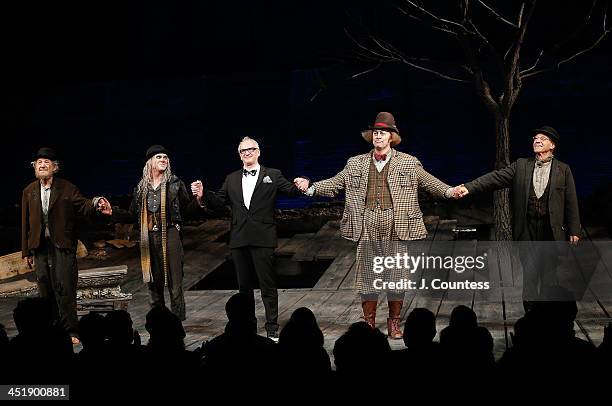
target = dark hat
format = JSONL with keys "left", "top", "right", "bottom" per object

{"left": 532, "top": 126, "right": 560, "bottom": 145}
{"left": 33, "top": 147, "right": 57, "bottom": 161}
{"left": 362, "top": 112, "right": 402, "bottom": 146}
{"left": 145, "top": 145, "right": 169, "bottom": 161}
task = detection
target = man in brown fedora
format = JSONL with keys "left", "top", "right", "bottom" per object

{"left": 21, "top": 147, "right": 112, "bottom": 344}
{"left": 455, "top": 126, "right": 581, "bottom": 310}
{"left": 295, "top": 112, "right": 461, "bottom": 339}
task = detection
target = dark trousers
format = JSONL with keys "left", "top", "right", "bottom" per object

{"left": 231, "top": 246, "right": 278, "bottom": 333}
{"left": 34, "top": 238, "right": 79, "bottom": 336}
{"left": 148, "top": 226, "right": 186, "bottom": 321}
{"left": 521, "top": 217, "right": 558, "bottom": 308}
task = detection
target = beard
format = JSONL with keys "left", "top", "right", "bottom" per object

{"left": 35, "top": 168, "right": 52, "bottom": 181}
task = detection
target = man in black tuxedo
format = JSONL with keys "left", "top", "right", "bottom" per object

{"left": 197, "top": 137, "right": 307, "bottom": 339}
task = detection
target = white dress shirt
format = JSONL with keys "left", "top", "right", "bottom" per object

{"left": 41, "top": 183, "right": 52, "bottom": 237}
{"left": 533, "top": 157, "right": 553, "bottom": 199}
{"left": 242, "top": 165, "right": 260, "bottom": 209}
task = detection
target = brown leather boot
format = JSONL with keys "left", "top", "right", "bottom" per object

{"left": 387, "top": 300, "right": 403, "bottom": 339}
{"left": 361, "top": 300, "right": 378, "bottom": 329}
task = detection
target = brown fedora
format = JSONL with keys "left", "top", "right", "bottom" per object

{"left": 361, "top": 112, "right": 402, "bottom": 146}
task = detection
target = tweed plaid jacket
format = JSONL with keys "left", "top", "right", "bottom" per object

{"left": 313, "top": 149, "right": 450, "bottom": 241}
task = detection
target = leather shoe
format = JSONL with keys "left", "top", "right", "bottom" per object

{"left": 267, "top": 330, "right": 279, "bottom": 343}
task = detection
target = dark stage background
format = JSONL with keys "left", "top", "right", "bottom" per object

{"left": 2, "top": 1, "right": 611, "bottom": 252}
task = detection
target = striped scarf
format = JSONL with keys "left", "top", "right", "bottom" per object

{"left": 139, "top": 182, "right": 169, "bottom": 286}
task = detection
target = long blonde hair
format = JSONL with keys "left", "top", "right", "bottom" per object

{"left": 136, "top": 157, "right": 173, "bottom": 197}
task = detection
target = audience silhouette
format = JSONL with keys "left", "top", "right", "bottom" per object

{"left": 2, "top": 290, "right": 610, "bottom": 393}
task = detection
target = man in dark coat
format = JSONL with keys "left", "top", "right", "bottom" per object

{"left": 456, "top": 126, "right": 581, "bottom": 307}
{"left": 21, "top": 148, "right": 111, "bottom": 343}
{"left": 199, "top": 137, "right": 306, "bottom": 339}
{"left": 109, "top": 145, "right": 204, "bottom": 321}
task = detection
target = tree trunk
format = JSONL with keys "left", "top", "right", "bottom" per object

{"left": 493, "top": 114, "right": 513, "bottom": 240}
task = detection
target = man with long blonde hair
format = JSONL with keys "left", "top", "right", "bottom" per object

{"left": 109, "top": 145, "right": 204, "bottom": 320}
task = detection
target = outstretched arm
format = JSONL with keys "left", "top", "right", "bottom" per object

{"left": 415, "top": 160, "right": 453, "bottom": 199}
{"left": 463, "top": 161, "right": 517, "bottom": 195}
{"left": 198, "top": 177, "right": 230, "bottom": 213}
{"left": 276, "top": 170, "right": 304, "bottom": 197}
{"left": 309, "top": 162, "right": 349, "bottom": 198}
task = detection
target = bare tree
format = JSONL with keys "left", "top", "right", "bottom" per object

{"left": 347, "top": 0, "right": 609, "bottom": 240}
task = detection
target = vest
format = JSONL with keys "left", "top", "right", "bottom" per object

{"left": 365, "top": 159, "right": 393, "bottom": 210}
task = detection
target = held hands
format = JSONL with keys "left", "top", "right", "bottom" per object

{"left": 452, "top": 185, "right": 469, "bottom": 199}
{"left": 97, "top": 197, "right": 113, "bottom": 215}
{"left": 293, "top": 177, "right": 310, "bottom": 192}
{"left": 191, "top": 180, "right": 204, "bottom": 201}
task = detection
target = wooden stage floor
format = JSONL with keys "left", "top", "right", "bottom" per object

{"left": 1, "top": 217, "right": 611, "bottom": 360}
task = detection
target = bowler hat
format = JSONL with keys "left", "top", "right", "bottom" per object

{"left": 532, "top": 126, "right": 560, "bottom": 145}
{"left": 361, "top": 112, "right": 402, "bottom": 146}
{"left": 145, "top": 145, "right": 169, "bottom": 161}
{"left": 33, "top": 147, "right": 57, "bottom": 161}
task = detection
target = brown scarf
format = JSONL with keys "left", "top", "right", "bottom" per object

{"left": 139, "top": 182, "right": 169, "bottom": 286}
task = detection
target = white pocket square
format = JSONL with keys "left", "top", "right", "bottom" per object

{"left": 263, "top": 176, "right": 273, "bottom": 183}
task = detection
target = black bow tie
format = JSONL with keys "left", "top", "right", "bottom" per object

{"left": 243, "top": 169, "right": 257, "bottom": 177}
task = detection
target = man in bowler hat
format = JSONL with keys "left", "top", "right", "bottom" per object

{"left": 21, "top": 147, "right": 112, "bottom": 344}
{"left": 455, "top": 126, "right": 581, "bottom": 309}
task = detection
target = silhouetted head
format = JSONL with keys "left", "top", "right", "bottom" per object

{"left": 78, "top": 312, "right": 106, "bottom": 348}
{"left": 449, "top": 305, "right": 478, "bottom": 330}
{"left": 403, "top": 308, "right": 436, "bottom": 348}
{"left": 280, "top": 307, "right": 324, "bottom": 348}
{"left": 13, "top": 298, "right": 54, "bottom": 335}
{"left": 289, "top": 307, "right": 317, "bottom": 326}
{"left": 333, "top": 321, "right": 391, "bottom": 373}
{"left": 224, "top": 293, "right": 257, "bottom": 334}
{"left": 474, "top": 326, "right": 494, "bottom": 353}
{"left": 105, "top": 310, "right": 134, "bottom": 345}
{"left": 145, "top": 305, "right": 185, "bottom": 350}
{"left": 529, "top": 292, "right": 578, "bottom": 342}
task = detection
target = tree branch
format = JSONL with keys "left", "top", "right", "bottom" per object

{"left": 402, "top": 0, "right": 470, "bottom": 34}
{"left": 521, "top": 1, "right": 609, "bottom": 79}
{"left": 503, "top": 0, "right": 536, "bottom": 112}
{"left": 476, "top": 0, "right": 519, "bottom": 28}
{"left": 398, "top": 6, "right": 459, "bottom": 36}
{"left": 351, "top": 63, "right": 383, "bottom": 79}
{"left": 520, "top": 0, "right": 603, "bottom": 77}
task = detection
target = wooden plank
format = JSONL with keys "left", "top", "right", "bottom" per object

{"left": 181, "top": 219, "right": 231, "bottom": 246}
{"left": 293, "top": 221, "right": 342, "bottom": 261}
{"left": 0, "top": 279, "right": 37, "bottom": 297}
{"left": 278, "top": 290, "right": 332, "bottom": 321}
{"left": 313, "top": 248, "right": 356, "bottom": 290}
{"left": 275, "top": 238, "right": 291, "bottom": 252}
{"left": 274, "top": 233, "right": 315, "bottom": 256}
{"left": 316, "top": 238, "right": 354, "bottom": 260}
{"left": 182, "top": 242, "right": 229, "bottom": 290}
{"left": 472, "top": 242, "right": 508, "bottom": 352}
{"left": 402, "top": 220, "right": 457, "bottom": 338}
{"left": 0, "top": 240, "right": 87, "bottom": 280}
